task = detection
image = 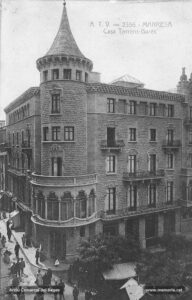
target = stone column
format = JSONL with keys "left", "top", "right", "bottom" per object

{"left": 158, "top": 214, "right": 164, "bottom": 237}
{"left": 58, "top": 200, "right": 61, "bottom": 221}
{"left": 139, "top": 217, "right": 146, "bottom": 249}
{"left": 45, "top": 200, "right": 47, "bottom": 219}
{"left": 119, "top": 220, "right": 126, "bottom": 236}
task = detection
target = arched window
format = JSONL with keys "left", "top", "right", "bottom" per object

{"left": 76, "top": 190, "right": 87, "bottom": 218}
{"left": 61, "top": 192, "right": 74, "bottom": 220}
{"left": 32, "top": 190, "right": 37, "bottom": 213}
{"left": 88, "top": 189, "right": 95, "bottom": 217}
{"left": 37, "top": 190, "right": 45, "bottom": 219}
{"left": 47, "top": 192, "right": 59, "bottom": 220}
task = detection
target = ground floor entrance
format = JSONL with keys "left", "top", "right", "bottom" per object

{"left": 50, "top": 231, "right": 66, "bottom": 260}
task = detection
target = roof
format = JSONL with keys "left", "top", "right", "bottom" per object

{"left": 4, "top": 87, "right": 40, "bottom": 113}
{"left": 46, "top": 4, "right": 85, "bottom": 58}
{"left": 111, "top": 74, "right": 144, "bottom": 85}
{"left": 102, "top": 263, "right": 136, "bottom": 280}
{"left": 86, "top": 82, "right": 185, "bottom": 102}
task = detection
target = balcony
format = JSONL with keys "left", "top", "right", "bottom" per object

{"left": 97, "top": 200, "right": 180, "bottom": 221}
{"left": 184, "top": 118, "right": 192, "bottom": 127}
{"left": 31, "top": 173, "right": 97, "bottom": 187}
{"left": 178, "top": 199, "right": 192, "bottom": 208}
{"left": 21, "top": 140, "right": 32, "bottom": 156}
{"left": 4, "top": 143, "right": 12, "bottom": 153}
{"left": 162, "top": 140, "right": 181, "bottom": 152}
{"left": 8, "top": 167, "right": 26, "bottom": 177}
{"left": 100, "top": 140, "right": 125, "bottom": 151}
{"left": 123, "top": 169, "right": 165, "bottom": 182}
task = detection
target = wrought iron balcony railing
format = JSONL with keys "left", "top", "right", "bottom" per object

{"left": 123, "top": 169, "right": 165, "bottom": 182}
{"left": 100, "top": 140, "right": 125, "bottom": 151}
{"left": 162, "top": 140, "right": 181, "bottom": 150}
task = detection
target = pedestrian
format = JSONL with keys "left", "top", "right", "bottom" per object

{"left": 85, "top": 290, "right": 92, "bottom": 300}
{"left": 21, "top": 233, "right": 26, "bottom": 248}
{"left": 20, "top": 258, "right": 25, "bottom": 276}
{"left": 54, "top": 258, "right": 60, "bottom": 267}
{"left": 1, "top": 235, "right": 6, "bottom": 247}
{"left": 7, "top": 227, "right": 12, "bottom": 242}
{"left": 14, "top": 242, "right": 20, "bottom": 259}
{"left": 12, "top": 274, "right": 20, "bottom": 287}
{"left": 35, "top": 248, "right": 40, "bottom": 265}
{"left": 42, "top": 271, "right": 49, "bottom": 286}
{"left": 54, "top": 279, "right": 59, "bottom": 300}
{"left": 47, "top": 268, "right": 52, "bottom": 285}
{"left": 73, "top": 284, "right": 79, "bottom": 300}
{"left": 33, "top": 292, "right": 44, "bottom": 300}
{"left": 58, "top": 278, "right": 65, "bottom": 300}
{"left": 6, "top": 219, "right": 10, "bottom": 231}
{"left": 15, "top": 259, "right": 21, "bottom": 277}
{"left": 68, "top": 264, "right": 72, "bottom": 284}
{"left": 35, "top": 269, "right": 43, "bottom": 286}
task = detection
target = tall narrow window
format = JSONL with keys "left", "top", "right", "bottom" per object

{"left": 150, "top": 129, "right": 156, "bottom": 141}
{"left": 85, "top": 72, "right": 88, "bottom": 83}
{"left": 76, "top": 70, "right": 82, "bottom": 81}
{"left": 168, "top": 104, "right": 174, "bottom": 117}
{"left": 190, "top": 107, "right": 192, "bottom": 120}
{"left": 188, "top": 153, "right": 192, "bottom": 168}
{"left": 127, "top": 185, "right": 137, "bottom": 210}
{"left": 52, "top": 126, "right": 60, "bottom": 141}
{"left": 16, "top": 132, "right": 19, "bottom": 145}
{"left": 167, "top": 129, "right": 174, "bottom": 145}
{"left": 107, "top": 188, "right": 116, "bottom": 214}
{"left": 149, "top": 103, "right": 157, "bottom": 116}
{"left": 189, "top": 129, "right": 192, "bottom": 144}
{"left": 107, "top": 127, "right": 115, "bottom": 147}
{"left": 106, "top": 155, "right": 116, "bottom": 173}
{"left": 43, "top": 127, "right": 49, "bottom": 141}
{"left": 129, "top": 128, "right": 136, "bottom": 141}
{"left": 167, "top": 153, "right": 174, "bottom": 169}
{"left": 149, "top": 154, "right": 156, "bottom": 173}
{"left": 64, "top": 127, "right": 74, "bottom": 141}
{"left": 128, "top": 155, "right": 136, "bottom": 174}
{"left": 51, "top": 157, "right": 62, "bottom": 176}
{"left": 43, "top": 70, "right": 48, "bottom": 81}
{"left": 63, "top": 69, "right": 71, "bottom": 80}
{"left": 129, "top": 101, "right": 136, "bottom": 115}
{"left": 107, "top": 98, "right": 115, "bottom": 113}
{"left": 119, "top": 100, "right": 126, "bottom": 114}
{"left": 148, "top": 184, "right": 156, "bottom": 207}
{"left": 167, "top": 181, "right": 173, "bottom": 203}
{"left": 12, "top": 133, "right": 15, "bottom": 145}
{"left": 51, "top": 94, "right": 60, "bottom": 113}
{"left": 52, "top": 69, "right": 59, "bottom": 80}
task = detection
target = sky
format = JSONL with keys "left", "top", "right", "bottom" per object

{"left": 1, "top": 0, "right": 192, "bottom": 120}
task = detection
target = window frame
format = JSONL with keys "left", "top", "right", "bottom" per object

{"left": 107, "top": 187, "right": 116, "bottom": 214}
{"left": 64, "top": 126, "right": 74, "bottom": 141}
{"left": 129, "top": 128, "right": 136, "bottom": 142}
{"left": 106, "top": 155, "right": 116, "bottom": 173}
{"left": 150, "top": 129, "right": 156, "bottom": 142}
{"left": 107, "top": 98, "right": 115, "bottom": 113}
{"left": 129, "top": 100, "right": 136, "bottom": 115}
{"left": 52, "top": 69, "right": 59, "bottom": 80}
{"left": 52, "top": 126, "right": 61, "bottom": 141}
{"left": 149, "top": 103, "right": 157, "bottom": 116}
{"left": 63, "top": 69, "right": 71, "bottom": 80}
{"left": 168, "top": 104, "right": 174, "bottom": 117}
{"left": 51, "top": 94, "right": 60, "bottom": 114}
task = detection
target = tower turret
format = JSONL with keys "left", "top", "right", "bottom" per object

{"left": 177, "top": 67, "right": 189, "bottom": 95}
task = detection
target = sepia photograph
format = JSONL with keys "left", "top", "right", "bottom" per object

{"left": 0, "top": 0, "right": 192, "bottom": 299}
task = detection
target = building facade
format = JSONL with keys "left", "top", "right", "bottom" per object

{"left": 2, "top": 3, "right": 192, "bottom": 261}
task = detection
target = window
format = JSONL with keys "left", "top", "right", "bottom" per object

{"left": 107, "top": 98, "right": 115, "bottom": 113}
{"left": 63, "top": 69, "right": 71, "bottom": 80}
{"left": 12, "top": 133, "right": 15, "bottom": 145}
{"left": 76, "top": 191, "right": 87, "bottom": 218}
{"left": 61, "top": 192, "right": 74, "bottom": 221}
{"left": 107, "top": 127, "right": 115, "bottom": 147}
{"left": 148, "top": 184, "right": 156, "bottom": 207}
{"left": 21, "top": 131, "right": 24, "bottom": 144}
{"left": 43, "top": 70, "right": 48, "bottom": 81}
{"left": 43, "top": 127, "right": 49, "bottom": 141}
{"left": 107, "top": 155, "right": 116, "bottom": 173}
{"left": 167, "top": 129, "right": 174, "bottom": 145}
{"left": 52, "top": 126, "right": 60, "bottom": 141}
{"left": 190, "top": 107, "right": 192, "bottom": 120}
{"left": 167, "top": 181, "right": 173, "bottom": 203}
{"left": 188, "top": 153, "right": 192, "bottom": 168}
{"left": 128, "top": 155, "right": 136, "bottom": 174}
{"left": 127, "top": 185, "right": 137, "bottom": 210}
{"left": 129, "top": 100, "right": 136, "bottom": 115}
{"left": 189, "top": 129, "right": 192, "bottom": 144}
{"left": 129, "top": 128, "right": 136, "bottom": 141}
{"left": 76, "top": 70, "right": 82, "bottom": 81}
{"left": 80, "top": 227, "right": 85, "bottom": 237}
{"left": 64, "top": 126, "right": 74, "bottom": 141}
{"left": 16, "top": 132, "right": 19, "bottom": 145}
{"left": 168, "top": 104, "right": 174, "bottom": 117}
{"left": 149, "top": 103, "right": 157, "bottom": 116}
{"left": 51, "top": 157, "right": 62, "bottom": 176}
{"left": 85, "top": 72, "right": 88, "bottom": 83}
{"left": 107, "top": 188, "right": 116, "bottom": 214}
{"left": 51, "top": 94, "right": 60, "bottom": 113}
{"left": 150, "top": 129, "right": 156, "bottom": 142}
{"left": 149, "top": 154, "right": 156, "bottom": 173}
{"left": 47, "top": 192, "right": 59, "bottom": 220}
{"left": 140, "top": 102, "right": 148, "bottom": 115}
{"left": 52, "top": 69, "right": 59, "bottom": 80}
{"left": 167, "top": 153, "right": 174, "bottom": 169}
{"left": 88, "top": 190, "right": 95, "bottom": 217}
{"left": 118, "top": 100, "right": 126, "bottom": 114}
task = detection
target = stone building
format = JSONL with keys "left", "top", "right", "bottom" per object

{"left": 2, "top": 3, "right": 192, "bottom": 260}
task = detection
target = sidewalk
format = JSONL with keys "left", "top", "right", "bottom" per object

{"left": 0, "top": 216, "right": 85, "bottom": 300}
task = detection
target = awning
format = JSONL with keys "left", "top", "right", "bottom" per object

{"left": 103, "top": 263, "right": 136, "bottom": 280}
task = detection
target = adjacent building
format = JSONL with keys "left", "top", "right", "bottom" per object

{"left": 2, "top": 3, "right": 192, "bottom": 261}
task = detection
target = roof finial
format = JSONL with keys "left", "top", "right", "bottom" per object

{"left": 63, "top": 0, "right": 66, "bottom": 6}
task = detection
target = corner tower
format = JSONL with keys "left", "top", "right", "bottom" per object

{"left": 36, "top": 2, "right": 93, "bottom": 176}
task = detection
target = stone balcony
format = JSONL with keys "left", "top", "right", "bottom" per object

{"left": 8, "top": 167, "right": 26, "bottom": 177}
{"left": 100, "top": 140, "right": 125, "bottom": 152}
{"left": 178, "top": 199, "right": 192, "bottom": 208}
{"left": 162, "top": 140, "right": 181, "bottom": 152}
{"left": 97, "top": 200, "right": 180, "bottom": 221}
{"left": 31, "top": 173, "right": 97, "bottom": 187}
{"left": 183, "top": 118, "right": 192, "bottom": 127}
{"left": 123, "top": 169, "right": 165, "bottom": 182}
{"left": 21, "top": 140, "right": 32, "bottom": 156}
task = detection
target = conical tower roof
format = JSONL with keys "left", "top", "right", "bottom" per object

{"left": 46, "top": 3, "right": 85, "bottom": 58}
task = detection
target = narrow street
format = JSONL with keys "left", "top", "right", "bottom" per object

{"left": 0, "top": 218, "right": 84, "bottom": 300}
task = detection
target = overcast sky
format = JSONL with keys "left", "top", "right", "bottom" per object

{"left": 1, "top": 0, "right": 192, "bottom": 120}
